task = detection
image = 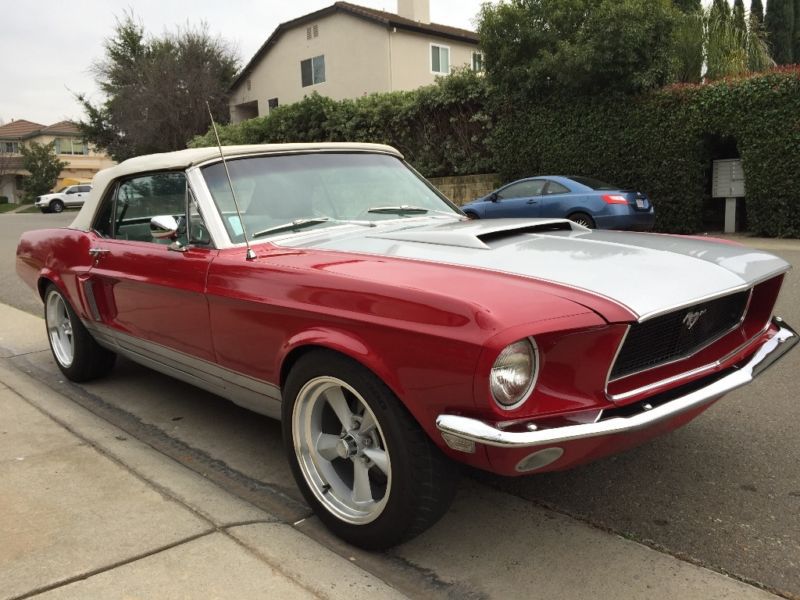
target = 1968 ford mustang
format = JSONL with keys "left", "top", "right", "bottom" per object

{"left": 16, "top": 143, "right": 797, "bottom": 549}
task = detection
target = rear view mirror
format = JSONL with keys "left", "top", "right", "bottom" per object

{"left": 490, "top": 192, "right": 498, "bottom": 202}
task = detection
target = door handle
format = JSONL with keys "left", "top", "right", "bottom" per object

{"left": 526, "top": 199, "right": 538, "bottom": 204}
{"left": 88, "top": 248, "right": 110, "bottom": 258}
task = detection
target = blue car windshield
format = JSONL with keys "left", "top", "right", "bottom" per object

{"left": 569, "top": 176, "right": 617, "bottom": 190}
{"left": 201, "top": 152, "right": 461, "bottom": 242}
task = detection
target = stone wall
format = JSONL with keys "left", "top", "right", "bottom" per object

{"left": 428, "top": 173, "right": 501, "bottom": 206}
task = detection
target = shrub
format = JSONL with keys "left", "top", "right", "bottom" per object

{"left": 195, "top": 68, "right": 799, "bottom": 236}
{"left": 489, "top": 67, "right": 800, "bottom": 236}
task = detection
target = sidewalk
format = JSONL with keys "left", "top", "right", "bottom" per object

{"left": 0, "top": 350, "right": 404, "bottom": 598}
{"left": 0, "top": 303, "right": 786, "bottom": 600}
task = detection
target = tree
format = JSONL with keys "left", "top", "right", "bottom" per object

{"left": 765, "top": 0, "right": 795, "bottom": 63}
{"left": 751, "top": 0, "right": 765, "bottom": 24}
{"left": 77, "top": 14, "right": 239, "bottom": 162}
{"left": 733, "top": 0, "right": 747, "bottom": 30}
{"left": 478, "top": 0, "right": 679, "bottom": 100}
{"left": 19, "top": 142, "right": 67, "bottom": 202}
{"left": 673, "top": 0, "right": 701, "bottom": 12}
{"left": 794, "top": 0, "right": 800, "bottom": 59}
{"left": 673, "top": 4, "right": 773, "bottom": 81}
{"left": 712, "top": 0, "right": 732, "bottom": 21}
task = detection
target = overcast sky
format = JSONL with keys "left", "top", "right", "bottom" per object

{"left": 0, "top": 0, "right": 491, "bottom": 126}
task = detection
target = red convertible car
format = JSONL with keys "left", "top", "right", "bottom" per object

{"left": 16, "top": 143, "right": 797, "bottom": 549}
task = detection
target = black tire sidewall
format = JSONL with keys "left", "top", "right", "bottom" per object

{"left": 569, "top": 212, "right": 595, "bottom": 228}
{"left": 51, "top": 200, "right": 64, "bottom": 213}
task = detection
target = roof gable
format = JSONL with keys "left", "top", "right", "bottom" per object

{"left": 231, "top": 1, "right": 479, "bottom": 91}
{"left": 0, "top": 119, "right": 46, "bottom": 139}
{"left": 41, "top": 120, "right": 81, "bottom": 135}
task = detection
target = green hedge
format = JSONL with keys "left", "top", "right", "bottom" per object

{"left": 491, "top": 67, "right": 800, "bottom": 236}
{"left": 192, "top": 69, "right": 494, "bottom": 178}
{"left": 197, "top": 67, "right": 800, "bottom": 236}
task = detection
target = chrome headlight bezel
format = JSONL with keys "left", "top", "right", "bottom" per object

{"left": 489, "top": 337, "right": 539, "bottom": 410}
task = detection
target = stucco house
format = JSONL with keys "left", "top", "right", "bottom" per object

{"left": 228, "top": 0, "right": 481, "bottom": 123}
{"left": 0, "top": 119, "right": 115, "bottom": 204}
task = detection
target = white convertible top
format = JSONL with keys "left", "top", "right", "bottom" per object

{"left": 70, "top": 142, "right": 403, "bottom": 231}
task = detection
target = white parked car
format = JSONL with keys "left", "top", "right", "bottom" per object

{"left": 35, "top": 184, "right": 92, "bottom": 213}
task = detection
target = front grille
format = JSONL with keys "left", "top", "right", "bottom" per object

{"left": 610, "top": 291, "right": 750, "bottom": 380}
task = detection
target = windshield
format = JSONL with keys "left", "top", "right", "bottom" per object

{"left": 568, "top": 176, "right": 618, "bottom": 190}
{"left": 201, "top": 152, "right": 462, "bottom": 242}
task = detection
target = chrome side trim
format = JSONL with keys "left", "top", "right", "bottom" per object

{"left": 436, "top": 318, "right": 796, "bottom": 449}
{"left": 84, "top": 321, "right": 282, "bottom": 418}
{"left": 607, "top": 288, "right": 754, "bottom": 388}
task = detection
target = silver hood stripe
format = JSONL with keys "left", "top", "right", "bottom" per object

{"left": 280, "top": 218, "right": 790, "bottom": 322}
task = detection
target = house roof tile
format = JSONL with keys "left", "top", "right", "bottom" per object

{"left": 41, "top": 120, "right": 81, "bottom": 135}
{"left": 0, "top": 119, "right": 46, "bottom": 139}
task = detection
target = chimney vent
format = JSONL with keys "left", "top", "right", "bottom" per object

{"left": 397, "top": 0, "right": 430, "bottom": 23}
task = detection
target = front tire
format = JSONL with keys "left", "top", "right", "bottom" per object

{"left": 50, "top": 199, "right": 64, "bottom": 213}
{"left": 283, "top": 350, "right": 458, "bottom": 549}
{"left": 44, "top": 284, "right": 116, "bottom": 382}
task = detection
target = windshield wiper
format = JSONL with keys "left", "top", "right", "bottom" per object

{"left": 366, "top": 205, "right": 430, "bottom": 215}
{"left": 252, "top": 218, "right": 331, "bottom": 238}
{"left": 251, "top": 217, "right": 376, "bottom": 239}
{"left": 366, "top": 205, "right": 463, "bottom": 218}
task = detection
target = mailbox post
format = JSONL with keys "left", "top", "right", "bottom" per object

{"left": 712, "top": 159, "right": 745, "bottom": 233}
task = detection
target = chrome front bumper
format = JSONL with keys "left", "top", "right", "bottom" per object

{"left": 437, "top": 318, "right": 797, "bottom": 451}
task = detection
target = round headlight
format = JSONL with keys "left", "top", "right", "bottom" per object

{"left": 490, "top": 338, "right": 538, "bottom": 409}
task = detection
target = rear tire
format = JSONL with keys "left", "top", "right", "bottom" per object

{"left": 283, "top": 349, "right": 459, "bottom": 549}
{"left": 568, "top": 212, "right": 595, "bottom": 228}
{"left": 44, "top": 284, "right": 116, "bottom": 382}
{"left": 50, "top": 199, "right": 64, "bottom": 213}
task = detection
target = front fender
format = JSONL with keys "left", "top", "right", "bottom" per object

{"left": 277, "top": 326, "right": 408, "bottom": 400}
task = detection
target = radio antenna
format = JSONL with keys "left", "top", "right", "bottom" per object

{"left": 206, "top": 101, "right": 257, "bottom": 261}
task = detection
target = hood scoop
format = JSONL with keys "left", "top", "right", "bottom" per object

{"left": 369, "top": 219, "right": 583, "bottom": 250}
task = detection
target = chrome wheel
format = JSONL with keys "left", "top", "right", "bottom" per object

{"left": 292, "top": 376, "right": 391, "bottom": 524}
{"left": 45, "top": 290, "right": 74, "bottom": 368}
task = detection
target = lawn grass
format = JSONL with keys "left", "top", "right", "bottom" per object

{"left": 0, "top": 203, "right": 20, "bottom": 213}
{"left": 15, "top": 204, "right": 43, "bottom": 214}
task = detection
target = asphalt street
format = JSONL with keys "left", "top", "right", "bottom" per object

{"left": 2, "top": 211, "right": 799, "bottom": 598}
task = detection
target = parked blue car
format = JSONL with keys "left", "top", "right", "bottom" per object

{"left": 462, "top": 175, "right": 655, "bottom": 230}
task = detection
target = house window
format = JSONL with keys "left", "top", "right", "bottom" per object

{"left": 268, "top": 98, "right": 279, "bottom": 112}
{"left": 472, "top": 52, "right": 484, "bottom": 72}
{"left": 56, "top": 138, "right": 88, "bottom": 155}
{"left": 431, "top": 44, "right": 450, "bottom": 74}
{"left": 306, "top": 24, "right": 319, "bottom": 39}
{"left": 2, "top": 141, "right": 19, "bottom": 153}
{"left": 301, "top": 55, "right": 326, "bottom": 87}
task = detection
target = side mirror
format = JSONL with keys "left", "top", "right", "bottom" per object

{"left": 490, "top": 192, "right": 499, "bottom": 202}
{"left": 150, "top": 215, "right": 179, "bottom": 239}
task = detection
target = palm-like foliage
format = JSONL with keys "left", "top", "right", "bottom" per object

{"left": 673, "top": 5, "right": 773, "bottom": 83}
